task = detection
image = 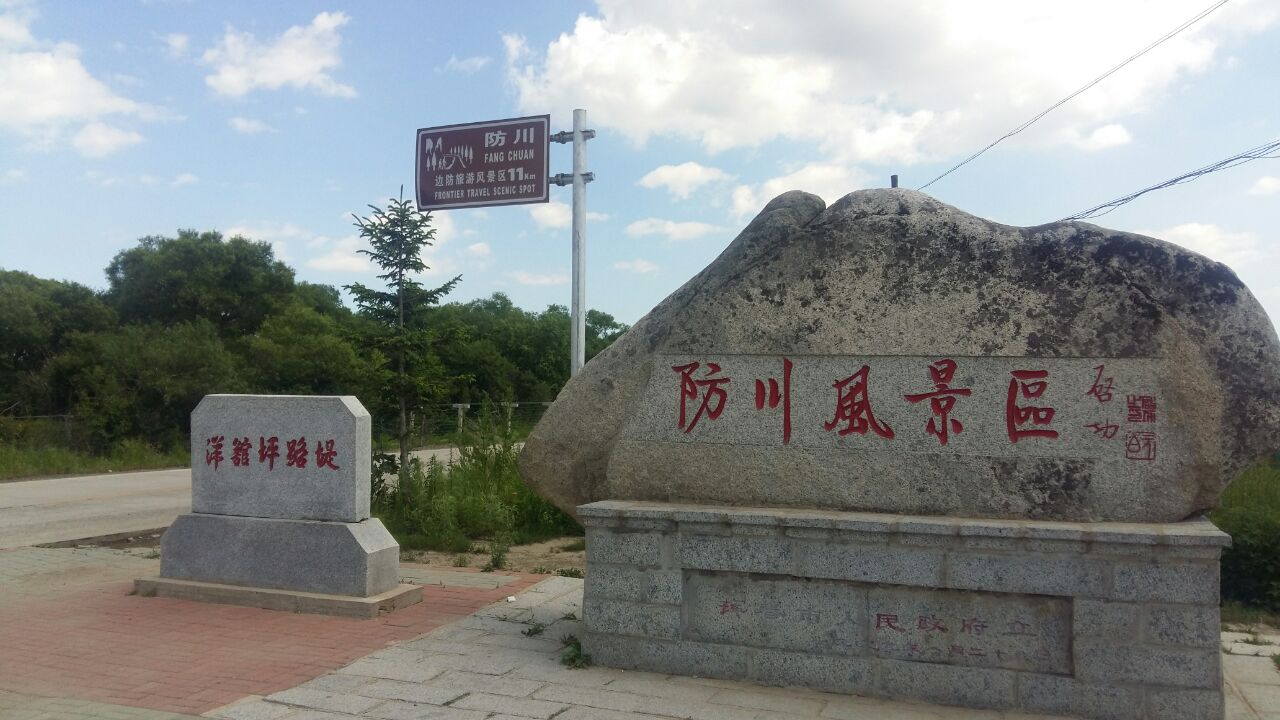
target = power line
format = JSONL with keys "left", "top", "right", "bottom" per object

{"left": 1060, "top": 138, "right": 1280, "bottom": 221}
{"left": 917, "top": 0, "right": 1231, "bottom": 192}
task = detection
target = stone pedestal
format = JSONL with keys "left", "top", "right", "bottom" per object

{"left": 580, "top": 500, "right": 1228, "bottom": 720}
{"left": 136, "top": 394, "right": 421, "bottom": 617}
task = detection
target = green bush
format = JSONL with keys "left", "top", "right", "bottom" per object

{"left": 1214, "top": 458, "right": 1280, "bottom": 612}
{"left": 372, "top": 402, "right": 581, "bottom": 551}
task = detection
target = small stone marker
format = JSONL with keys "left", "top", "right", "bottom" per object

{"left": 521, "top": 189, "right": 1273, "bottom": 720}
{"left": 136, "top": 395, "right": 420, "bottom": 618}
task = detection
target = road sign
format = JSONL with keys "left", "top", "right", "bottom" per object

{"left": 415, "top": 115, "right": 550, "bottom": 210}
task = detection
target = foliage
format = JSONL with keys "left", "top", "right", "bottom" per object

{"left": 46, "top": 321, "right": 245, "bottom": 451}
{"left": 0, "top": 226, "right": 627, "bottom": 478}
{"left": 556, "top": 567, "right": 584, "bottom": 579}
{"left": 559, "top": 635, "right": 591, "bottom": 668}
{"left": 105, "top": 230, "right": 295, "bottom": 338}
{"left": 521, "top": 622, "right": 546, "bottom": 637}
{"left": 0, "top": 438, "right": 187, "bottom": 481}
{"left": 372, "top": 403, "right": 582, "bottom": 552}
{"left": 345, "top": 194, "right": 461, "bottom": 477}
{"left": 1214, "top": 458, "right": 1280, "bottom": 612}
{"left": 428, "top": 294, "right": 627, "bottom": 402}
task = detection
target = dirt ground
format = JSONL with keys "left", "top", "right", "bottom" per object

{"left": 402, "top": 536, "right": 585, "bottom": 574}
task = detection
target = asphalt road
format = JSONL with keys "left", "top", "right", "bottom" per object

{"left": 0, "top": 447, "right": 463, "bottom": 549}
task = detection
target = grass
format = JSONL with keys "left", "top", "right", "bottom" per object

{"left": 372, "top": 405, "right": 582, "bottom": 553}
{"left": 1213, "top": 457, "right": 1280, "bottom": 614}
{"left": 0, "top": 439, "right": 188, "bottom": 481}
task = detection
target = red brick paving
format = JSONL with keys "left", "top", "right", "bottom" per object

{"left": 0, "top": 573, "right": 541, "bottom": 715}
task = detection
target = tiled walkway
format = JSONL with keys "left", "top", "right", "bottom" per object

{"left": 0, "top": 548, "right": 538, "bottom": 716}
{"left": 1, "top": 547, "right": 1277, "bottom": 719}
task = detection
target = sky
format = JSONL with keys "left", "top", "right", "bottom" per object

{"left": 1, "top": 0, "right": 1278, "bottom": 327}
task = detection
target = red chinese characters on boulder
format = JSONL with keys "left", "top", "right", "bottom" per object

{"left": 1126, "top": 395, "right": 1157, "bottom": 423}
{"left": 1125, "top": 431, "right": 1156, "bottom": 461}
{"left": 673, "top": 361, "right": 730, "bottom": 433}
{"left": 1085, "top": 364, "right": 1115, "bottom": 403}
{"left": 825, "top": 365, "right": 895, "bottom": 440}
{"left": 1006, "top": 370, "right": 1059, "bottom": 443}
{"left": 754, "top": 357, "right": 793, "bottom": 444}
{"left": 903, "top": 359, "right": 972, "bottom": 446}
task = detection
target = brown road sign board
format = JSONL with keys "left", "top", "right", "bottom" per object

{"left": 415, "top": 115, "right": 550, "bottom": 210}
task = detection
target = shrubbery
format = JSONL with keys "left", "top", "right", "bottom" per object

{"left": 372, "top": 404, "right": 580, "bottom": 552}
{"left": 1214, "top": 458, "right": 1280, "bottom": 612}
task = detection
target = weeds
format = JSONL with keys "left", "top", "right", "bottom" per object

{"left": 522, "top": 622, "right": 546, "bottom": 637}
{"left": 1273, "top": 655, "right": 1280, "bottom": 673}
{"left": 482, "top": 537, "right": 510, "bottom": 572}
{"left": 531, "top": 566, "right": 552, "bottom": 574}
{"left": 371, "top": 400, "right": 581, "bottom": 552}
{"left": 0, "top": 438, "right": 187, "bottom": 481}
{"left": 556, "top": 568, "right": 584, "bottom": 579}
{"left": 560, "top": 634, "right": 591, "bottom": 668}
{"left": 451, "top": 554, "right": 469, "bottom": 567}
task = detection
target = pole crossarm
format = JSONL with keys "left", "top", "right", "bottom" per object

{"left": 551, "top": 129, "right": 596, "bottom": 144}
{"left": 551, "top": 172, "right": 595, "bottom": 186}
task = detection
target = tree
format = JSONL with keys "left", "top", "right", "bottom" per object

{"left": 345, "top": 193, "right": 460, "bottom": 477}
{"left": 104, "top": 230, "right": 295, "bottom": 337}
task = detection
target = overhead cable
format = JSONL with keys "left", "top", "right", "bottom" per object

{"left": 1060, "top": 138, "right": 1280, "bottom": 221}
{"left": 917, "top": 0, "right": 1231, "bottom": 192}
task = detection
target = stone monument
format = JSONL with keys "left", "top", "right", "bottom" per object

{"left": 519, "top": 189, "right": 1280, "bottom": 720}
{"left": 136, "top": 394, "right": 421, "bottom": 618}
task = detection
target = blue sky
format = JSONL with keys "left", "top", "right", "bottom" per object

{"left": 1, "top": 0, "right": 1278, "bottom": 326}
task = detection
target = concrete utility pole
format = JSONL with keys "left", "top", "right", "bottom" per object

{"left": 551, "top": 109, "right": 595, "bottom": 376}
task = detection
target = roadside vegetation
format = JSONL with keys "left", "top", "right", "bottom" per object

{"left": 371, "top": 404, "right": 581, "bottom": 554}
{"left": 0, "top": 211, "right": 625, "bottom": 479}
{"left": 1214, "top": 455, "right": 1280, "bottom": 624}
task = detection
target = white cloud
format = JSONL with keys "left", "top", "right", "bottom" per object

{"left": 163, "top": 33, "right": 189, "bottom": 58}
{"left": 638, "top": 162, "right": 732, "bottom": 199}
{"left": 1, "top": 167, "right": 25, "bottom": 184}
{"left": 202, "top": 11, "right": 356, "bottom": 98}
{"left": 1067, "top": 123, "right": 1132, "bottom": 151}
{"left": 731, "top": 162, "right": 871, "bottom": 219}
{"left": 528, "top": 200, "right": 608, "bottom": 230}
{"left": 171, "top": 172, "right": 198, "bottom": 187}
{"left": 1146, "top": 223, "right": 1262, "bottom": 270}
{"left": 614, "top": 258, "right": 659, "bottom": 274}
{"left": 505, "top": 2, "right": 1274, "bottom": 167}
{"left": 0, "top": 8, "right": 154, "bottom": 152}
{"left": 72, "top": 122, "right": 142, "bottom": 157}
{"left": 228, "top": 116, "right": 274, "bottom": 134}
{"left": 509, "top": 270, "right": 568, "bottom": 286}
{"left": 307, "top": 235, "right": 371, "bottom": 273}
{"left": 625, "top": 218, "right": 722, "bottom": 242}
{"left": 443, "top": 55, "right": 491, "bottom": 74}
{"left": 465, "top": 241, "right": 492, "bottom": 270}
{"left": 1248, "top": 176, "right": 1280, "bottom": 196}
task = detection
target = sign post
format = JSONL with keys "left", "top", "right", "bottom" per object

{"left": 551, "top": 109, "right": 595, "bottom": 376}
{"left": 416, "top": 111, "right": 594, "bottom": 377}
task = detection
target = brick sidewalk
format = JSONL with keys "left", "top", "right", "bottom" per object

{"left": 0, "top": 549, "right": 539, "bottom": 716}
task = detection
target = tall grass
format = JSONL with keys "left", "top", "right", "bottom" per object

{"left": 372, "top": 404, "right": 580, "bottom": 552}
{"left": 0, "top": 438, "right": 188, "bottom": 481}
{"left": 1214, "top": 456, "right": 1280, "bottom": 612}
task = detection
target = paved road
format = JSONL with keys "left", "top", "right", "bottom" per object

{"left": 0, "top": 448, "right": 462, "bottom": 549}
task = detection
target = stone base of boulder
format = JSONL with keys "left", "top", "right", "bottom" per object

{"left": 156, "top": 512, "right": 402, "bottom": 598}
{"left": 134, "top": 577, "right": 422, "bottom": 618}
{"left": 579, "top": 500, "right": 1228, "bottom": 720}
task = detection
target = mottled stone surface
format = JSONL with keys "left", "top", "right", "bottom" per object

{"left": 520, "top": 189, "right": 1280, "bottom": 522}
{"left": 160, "top": 512, "right": 400, "bottom": 596}
{"left": 191, "top": 394, "right": 371, "bottom": 522}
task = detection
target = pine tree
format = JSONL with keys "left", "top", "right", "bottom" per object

{"left": 345, "top": 191, "right": 460, "bottom": 478}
